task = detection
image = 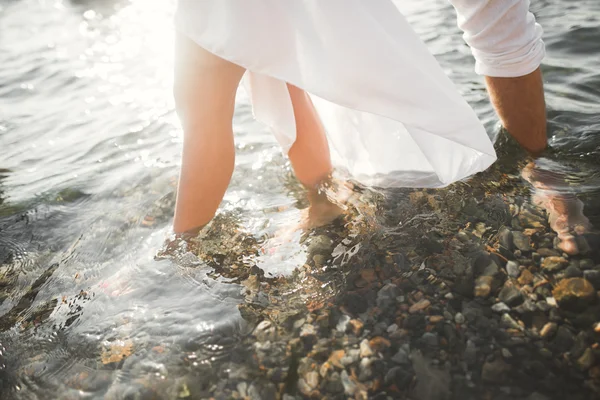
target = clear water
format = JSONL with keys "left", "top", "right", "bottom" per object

{"left": 0, "top": 0, "right": 599, "bottom": 399}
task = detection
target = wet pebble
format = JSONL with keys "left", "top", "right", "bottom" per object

{"left": 537, "top": 248, "right": 560, "bottom": 257}
{"left": 577, "top": 348, "right": 595, "bottom": 371}
{"left": 409, "top": 299, "right": 431, "bottom": 314}
{"left": 552, "top": 278, "right": 596, "bottom": 311}
{"left": 517, "top": 269, "right": 534, "bottom": 286}
{"left": 499, "top": 227, "right": 514, "bottom": 250}
{"left": 253, "top": 320, "right": 276, "bottom": 342}
{"left": 542, "top": 256, "right": 569, "bottom": 273}
{"left": 474, "top": 275, "right": 494, "bottom": 298}
{"left": 583, "top": 270, "right": 600, "bottom": 290}
{"left": 359, "top": 339, "right": 374, "bottom": 358}
{"left": 454, "top": 312, "right": 465, "bottom": 324}
{"left": 482, "top": 358, "right": 511, "bottom": 383}
{"left": 512, "top": 232, "right": 531, "bottom": 252}
{"left": 491, "top": 302, "right": 511, "bottom": 313}
{"left": 540, "top": 322, "right": 558, "bottom": 339}
{"left": 392, "top": 347, "right": 410, "bottom": 365}
{"left": 564, "top": 264, "right": 583, "bottom": 278}
{"left": 506, "top": 261, "right": 520, "bottom": 278}
{"left": 580, "top": 259, "right": 595, "bottom": 271}
{"left": 499, "top": 286, "right": 524, "bottom": 307}
{"left": 376, "top": 283, "right": 401, "bottom": 310}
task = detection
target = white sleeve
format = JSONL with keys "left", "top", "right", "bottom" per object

{"left": 448, "top": 0, "right": 545, "bottom": 77}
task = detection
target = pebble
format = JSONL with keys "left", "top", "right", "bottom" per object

{"left": 358, "top": 357, "right": 373, "bottom": 381}
{"left": 482, "top": 358, "right": 510, "bottom": 383}
{"left": 499, "top": 286, "right": 524, "bottom": 307}
{"left": 518, "top": 269, "right": 534, "bottom": 286}
{"left": 421, "top": 332, "right": 439, "bottom": 348}
{"left": 464, "top": 340, "right": 477, "bottom": 365}
{"left": 454, "top": 312, "right": 466, "bottom": 324}
{"left": 359, "top": 339, "right": 373, "bottom": 358}
{"left": 392, "top": 348, "right": 410, "bottom": 365}
{"left": 491, "top": 302, "right": 511, "bottom": 313}
{"left": 340, "top": 370, "right": 356, "bottom": 396}
{"left": 387, "top": 323, "right": 399, "bottom": 333}
{"left": 253, "top": 320, "right": 276, "bottom": 342}
{"left": 305, "top": 371, "right": 319, "bottom": 389}
{"left": 540, "top": 322, "right": 558, "bottom": 339}
{"left": 564, "top": 264, "right": 584, "bottom": 278}
{"left": 409, "top": 299, "right": 431, "bottom": 314}
{"left": 369, "top": 336, "right": 391, "bottom": 352}
{"left": 474, "top": 276, "right": 493, "bottom": 298}
{"left": 501, "top": 348, "right": 513, "bottom": 359}
{"left": 512, "top": 231, "right": 531, "bottom": 252}
{"left": 429, "top": 315, "right": 444, "bottom": 324}
{"left": 527, "top": 393, "right": 550, "bottom": 400}
{"left": 541, "top": 256, "right": 569, "bottom": 272}
{"left": 552, "top": 278, "right": 596, "bottom": 311}
{"left": 576, "top": 348, "right": 595, "bottom": 371}
{"left": 554, "top": 326, "right": 575, "bottom": 353}
{"left": 376, "top": 283, "right": 401, "bottom": 310}
{"left": 348, "top": 319, "right": 364, "bottom": 336}
{"left": 506, "top": 261, "right": 520, "bottom": 278}
{"left": 583, "top": 270, "right": 600, "bottom": 290}
{"left": 499, "top": 227, "right": 514, "bottom": 251}
{"left": 300, "top": 324, "right": 317, "bottom": 339}
{"left": 307, "top": 235, "right": 333, "bottom": 255}
{"left": 580, "top": 259, "right": 595, "bottom": 270}
{"left": 537, "top": 248, "right": 560, "bottom": 257}
{"left": 336, "top": 315, "right": 351, "bottom": 332}
{"left": 594, "top": 322, "right": 600, "bottom": 333}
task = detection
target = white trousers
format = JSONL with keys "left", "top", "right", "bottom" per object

{"left": 449, "top": 0, "right": 545, "bottom": 77}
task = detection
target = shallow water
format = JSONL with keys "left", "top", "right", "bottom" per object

{"left": 0, "top": 0, "right": 599, "bottom": 399}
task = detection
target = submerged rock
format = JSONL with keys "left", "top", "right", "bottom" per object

{"left": 542, "top": 256, "right": 569, "bottom": 273}
{"left": 552, "top": 278, "right": 596, "bottom": 311}
{"left": 499, "top": 286, "right": 524, "bottom": 307}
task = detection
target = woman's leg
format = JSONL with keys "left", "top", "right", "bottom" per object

{"left": 172, "top": 33, "right": 246, "bottom": 234}
{"left": 286, "top": 84, "right": 348, "bottom": 227}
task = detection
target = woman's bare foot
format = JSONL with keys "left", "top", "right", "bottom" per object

{"left": 522, "top": 161, "right": 592, "bottom": 255}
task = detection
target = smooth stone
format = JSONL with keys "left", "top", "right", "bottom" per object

{"left": 540, "top": 322, "right": 557, "bottom": 339}
{"left": 552, "top": 278, "right": 596, "bottom": 311}
{"left": 517, "top": 269, "right": 534, "bottom": 286}
{"left": 340, "top": 370, "right": 356, "bottom": 396}
{"left": 421, "top": 332, "right": 439, "bottom": 348}
{"left": 583, "top": 270, "right": 600, "bottom": 290}
{"left": 501, "top": 348, "right": 513, "bottom": 359}
{"left": 253, "top": 320, "right": 276, "bottom": 342}
{"left": 499, "top": 227, "right": 514, "bottom": 251}
{"left": 387, "top": 323, "right": 399, "bottom": 334}
{"left": 577, "top": 348, "right": 595, "bottom": 371}
{"left": 537, "top": 248, "right": 560, "bottom": 257}
{"left": 474, "top": 276, "right": 493, "bottom": 298}
{"left": 542, "top": 256, "right": 569, "bottom": 273}
{"left": 305, "top": 371, "right": 319, "bottom": 390}
{"left": 512, "top": 232, "right": 531, "bottom": 252}
{"left": 580, "top": 259, "right": 595, "bottom": 270}
{"left": 491, "top": 302, "right": 511, "bottom": 313}
{"left": 454, "top": 313, "right": 466, "bottom": 324}
{"left": 564, "top": 264, "right": 583, "bottom": 278}
{"left": 409, "top": 299, "right": 431, "bottom": 314}
{"left": 307, "top": 235, "right": 333, "bottom": 254}
{"left": 464, "top": 340, "right": 477, "bottom": 365}
{"left": 553, "top": 326, "right": 575, "bottom": 353}
{"left": 377, "top": 283, "right": 401, "bottom": 310}
{"left": 499, "top": 286, "right": 524, "bottom": 307}
{"left": 359, "top": 339, "right": 373, "bottom": 358}
{"left": 336, "top": 315, "right": 351, "bottom": 332}
{"left": 482, "top": 358, "right": 510, "bottom": 383}
{"left": 506, "top": 261, "right": 520, "bottom": 278}
{"left": 392, "top": 349, "right": 410, "bottom": 365}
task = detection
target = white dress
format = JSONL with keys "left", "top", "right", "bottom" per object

{"left": 175, "top": 0, "right": 497, "bottom": 188}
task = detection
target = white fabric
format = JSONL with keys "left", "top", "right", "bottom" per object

{"left": 175, "top": 0, "right": 497, "bottom": 188}
{"left": 449, "top": 0, "right": 545, "bottom": 77}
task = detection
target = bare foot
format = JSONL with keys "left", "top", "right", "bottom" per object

{"left": 522, "top": 161, "right": 592, "bottom": 255}
{"left": 265, "top": 179, "right": 354, "bottom": 251}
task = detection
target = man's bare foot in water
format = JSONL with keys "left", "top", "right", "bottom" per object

{"left": 522, "top": 161, "right": 593, "bottom": 255}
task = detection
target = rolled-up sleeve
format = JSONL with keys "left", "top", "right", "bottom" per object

{"left": 449, "top": 0, "right": 545, "bottom": 77}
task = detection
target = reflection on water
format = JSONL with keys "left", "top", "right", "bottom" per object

{"left": 0, "top": 0, "right": 599, "bottom": 399}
